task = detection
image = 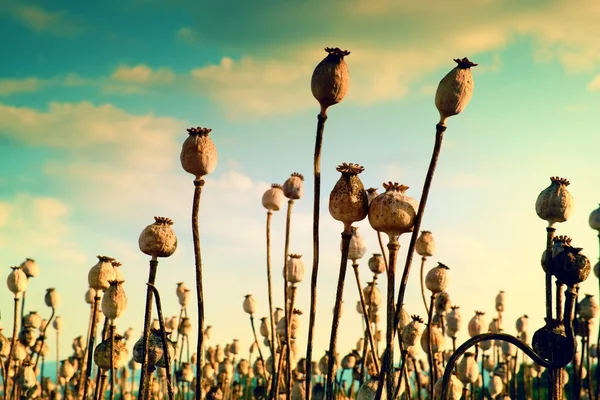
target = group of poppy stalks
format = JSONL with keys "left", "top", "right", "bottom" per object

{"left": 2, "top": 47, "right": 600, "bottom": 400}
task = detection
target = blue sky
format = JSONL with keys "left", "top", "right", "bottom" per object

{"left": 1, "top": 0, "right": 600, "bottom": 366}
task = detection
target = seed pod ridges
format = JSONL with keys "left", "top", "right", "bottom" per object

{"left": 346, "top": 227, "right": 367, "bottom": 262}
{"left": 416, "top": 231, "right": 436, "bottom": 257}
{"left": 283, "top": 172, "right": 304, "bottom": 200}
{"left": 138, "top": 216, "right": 178, "bottom": 258}
{"left": 329, "top": 163, "right": 369, "bottom": 230}
{"left": 535, "top": 176, "right": 574, "bottom": 227}
{"left": 435, "top": 57, "right": 477, "bottom": 126}
{"left": 262, "top": 184, "right": 285, "bottom": 212}
{"left": 368, "top": 182, "right": 418, "bottom": 238}
{"left": 88, "top": 256, "right": 117, "bottom": 291}
{"left": 311, "top": 48, "right": 350, "bottom": 115}
{"left": 180, "top": 127, "right": 218, "bottom": 179}
{"left": 7, "top": 266, "right": 28, "bottom": 295}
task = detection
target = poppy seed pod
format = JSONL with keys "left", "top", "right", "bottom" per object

{"left": 402, "top": 315, "right": 424, "bottom": 348}
{"left": 367, "top": 254, "right": 385, "bottom": 275}
{"left": 230, "top": 339, "right": 240, "bottom": 355}
{"left": 366, "top": 188, "right": 378, "bottom": 206}
{"left": 179, "top": 318, "right": 193, "bottom": 337}
{"left": 541, "top": 235, "right": 573, "bottom": 272}
{"left": 7, "top": 266, "right": 28, "bottom": 295}
{"left": 176, "top": 282, "right": 188, "bottom": 298}
{"left": 259, "top": 317, "right": 270, "bottom": 338}
{"left": 468, "top": 311, "right": 486, "bottom": 337}
{"left": 420, "top": 324, "right": 445, "bottom": 354}
{"left": 94, "top": 334, "right": 128, "bottom": 370}
{"left": 594, "top": 261, "right": 599, "bottom": 279}
{"left": 44, "top": 288, "right": 60, "bottom": 308}
{"left": 416, "top": 231, "right": 436, "bottom": 257}
{"left": 283, "top": 172, "right": 304, "bottom": 200}
{"left": 243, "top": 294, "right": 257, "bottom": 315}
{"left": 357, "top": 378, "right": 385, "bottom": 400}
{"left": 589, "top": 204, "right": 600, "bottom": 231}
{"left": 434, "top": 373, "right": 463, "bottom": 400}
{"left": 550, "top": 245, "right": 591, "bottom": 286}
{"left": 346, "top": 226, "right": 367, "bottom": 262}
{"left": 329, "top": 163, "right": 369, "bottom": 230}
{"left": 23, "top": 312, "right": 42, "bottom": 329}
{"left": 289, "top": 309, "right": 302, "bottom": 339}
{"left": 516, "top": 315, "right": 529, "bottom": 333}
{"left": 355, "top": 300, "right": 362, "bottom": 314}
{"left": 262, "top": 184, "right": 285, "bottom": 212}
{"left": 102, "top": 280, "right": 128, "bottom": 320}
{"left": 274, "top": 307, "right": 285, "bottom": 325}
{"left": 85, "top": 287, "right": 96, "bottom": 304}
{"left": 535, "top": 177, "right": 574, "bottom": 227}
{"left": 495, "top": 291, "right": 506, "bottom": 312}
{"left": 88, "top": 256, "right": 117, "bottom": 291}
{"left": 52, "top": 316, "right": 62, "bottom": 331}
{"left": 363, "top": 282, "right": 382, "bottom": 307}
{"left": 487, "top": 375, "right": 503, "bottom": 398}
{"left": 488, "top": 318, "right": 502, "bottom": 334}
{"left": 180, "top": 127, "right": 218, "bottom": 179}
{"left": 446, "top": 306, "right": 461, "bottom": 337}
{"left": 139, "top": 216, "right": 178, "bottom": 258}
{"left": 311, "top": 47, "right": 350, "bottom": 115}
{"left": 435, "top": 57, "right": 477, "bottom": 126}
{"left": 434, "top": 292, "right": 451, "bottom": 315}
{"left": 457, "top": 352, "right": 479, "bottom": 384}
{"left": 178, "top": 289, "right": 191, "bottom": 307}
{"left": 111, "top": 261, "right": 125, "bottom": 282}
{"left": 398, "top": 306, "right": 411, "bottom": 331}
{"left": 368, "top": 182, "right": 418, "bottom": 239}
{"left": 18, "top": 362, "right": 37, "bottom": 389}
{"left": 579, "top": 294, "right": 599, "bottom": 321}
{"left": 425, "top": 262, "right": 450, "bottom": 294}
{"left": 20, "top": 258, "right": 39, "bottom": 278}
{"left": 285, "top": 254, "right": 305, "bottom": 284}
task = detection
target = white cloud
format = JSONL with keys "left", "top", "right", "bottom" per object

{"left": 0, "top": 101, "right": 185, "bottom": 169}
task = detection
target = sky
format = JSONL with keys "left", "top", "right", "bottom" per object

{"left": 1, "top": 0, "right": 600, "bottom": 370}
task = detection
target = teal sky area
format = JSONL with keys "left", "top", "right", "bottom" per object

{"left": 1, "top": 0, "right": 599, "bottom": 367}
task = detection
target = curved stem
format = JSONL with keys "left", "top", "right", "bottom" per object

{"left": 283, "top": 199, "right": 294, "bottom": 400}
{"left": 351, "top": 263, "right": 379, "bottom": 375}
{"left": 374, "top": 238, "right": 400, "bottom": 400}
{"left": 393, "top": 351, "right": 409, "bottom": 400}
{"left": 192, "top": 178, "right": 206, "bottom": 400}
{"left": 147, "top": 283, "right": 175, "bottom": 400}
{"left": 33, "top": 307, "right": 55, "bottom": 370}
{"left": 419, "top": 257, "right": 429, "bottom": 316}
{"left": 265, "top": 210, "right": 277, "bottom": 400}
{"left": 305, "top": 112, "right": 327, "bottom": 400}
{"left": 138, "top": 258, "right": 159, "bottom": 400}
{"left": 325, "top": 230, "right": 352, "bottom": 400}
{"left": 440, "top": 289, "right": 577, "bottom": 400}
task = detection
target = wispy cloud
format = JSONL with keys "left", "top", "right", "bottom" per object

{"left": 1, "top": 2, "right": 83, "bottom": 36}
{"left": 0, "top": 77, "right": 45, "bottom": 95}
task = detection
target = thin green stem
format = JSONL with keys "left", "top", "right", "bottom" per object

{"left": 138, "top": 258, "right": 159, "bottom": 400}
